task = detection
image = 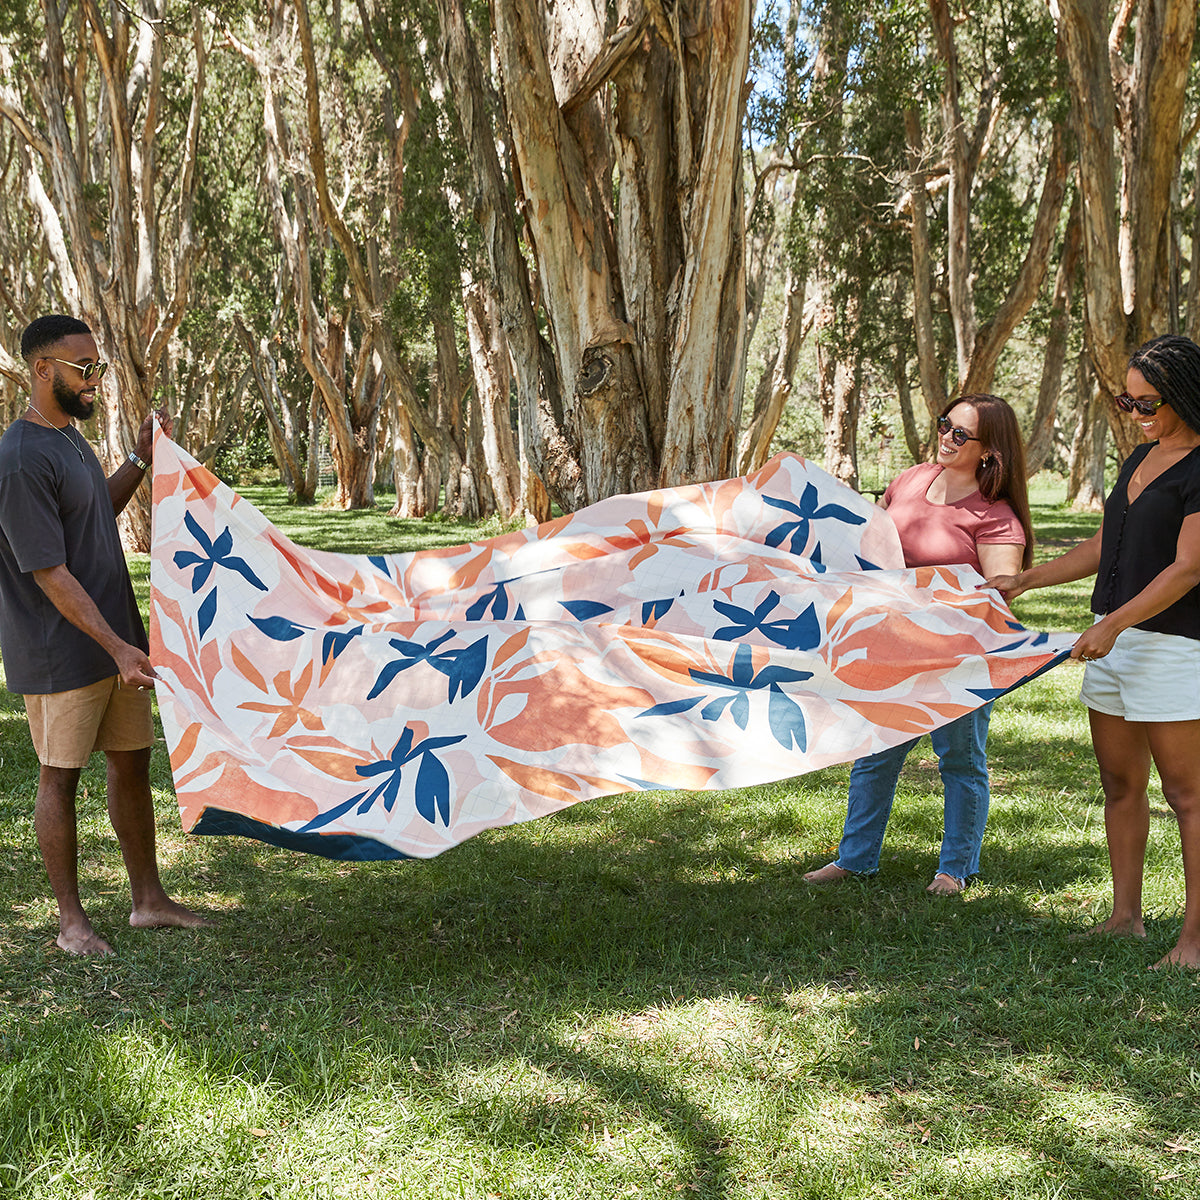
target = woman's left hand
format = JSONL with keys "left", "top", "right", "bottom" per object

{"left": 1071, "top": 619, "right": 1120, "bottom": 663}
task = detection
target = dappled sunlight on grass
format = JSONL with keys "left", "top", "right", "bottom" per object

{"left": 9, "top": 485, "right": 1200, "bottom": 1197}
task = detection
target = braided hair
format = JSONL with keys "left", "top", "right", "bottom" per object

{"left": 1127, "top": 335, "right": 1200, "bottom": 434}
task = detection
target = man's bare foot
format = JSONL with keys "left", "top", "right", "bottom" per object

{"left": 1069, "top": 915, "right": 1146, "bottom": 941}
{"left": 57, "top": 926, "right": 115, "bottom": 956}
{"left": 926, "top": 873, "right": 964, "bottom": 896}
{"left": 803, "top": 862, "right": 853, "bottom": 885}
{"left": 130, "top": 898, "right": 212, "bottom": 930}
{"left": 1150, "top": 940, "right": 1200, "bottom": 971}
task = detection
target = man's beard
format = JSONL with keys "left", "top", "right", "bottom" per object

{"left": 52, "top": 372, "right": 95, "bottom": 421}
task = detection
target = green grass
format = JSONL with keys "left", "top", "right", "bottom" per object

{"left": 3, "top": 478, "right": 1199, "bottom": 1200}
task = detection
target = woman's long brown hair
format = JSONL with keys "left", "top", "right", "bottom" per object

{"left": 938, "top": 393, "right": 1035, "bottom": 570}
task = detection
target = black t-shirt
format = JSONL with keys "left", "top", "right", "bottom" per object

{"left": 0, "top": 420, "right": 148, "bottom": 694}
{"left": 1091, "top": 442, "right": 1200, "bottom": 640}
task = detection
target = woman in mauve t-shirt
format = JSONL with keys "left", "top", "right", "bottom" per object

{"left": 806, "top": 394, "right": 1034, "bottom": 895}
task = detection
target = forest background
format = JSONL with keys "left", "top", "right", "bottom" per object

{"left": 0, "top": 0, "right": 1198, "bottom": 552}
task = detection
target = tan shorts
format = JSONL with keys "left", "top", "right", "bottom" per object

{"left": 24, "top": 676, "right": 154, "bottom": 768}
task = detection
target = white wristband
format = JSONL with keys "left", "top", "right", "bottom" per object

{"left": 127, "top": 451, "right": 149, "bottom": 471}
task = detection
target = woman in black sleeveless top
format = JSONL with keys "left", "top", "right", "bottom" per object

{"left": 988, "top": 335, "right": 1200, "bottom": 971}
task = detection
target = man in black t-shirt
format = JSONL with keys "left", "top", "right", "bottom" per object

{"left": 0, "top": 315, "right": 209, "bottom": 955}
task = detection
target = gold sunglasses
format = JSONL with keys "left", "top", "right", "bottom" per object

{"left": 45, "top": 356, "right": 108, "bottom": 382}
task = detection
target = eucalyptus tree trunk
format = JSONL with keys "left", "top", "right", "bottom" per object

{"left": 737, "top": 263, "right": 810, "bottom": 474}
{"left": 438, "top": 0, "right": 583, "bottom": 511}
{"left": 1053, "top": 0, "right": 1196, "bottom": 407}
{"left": 235, "top": 316, "right": 320, "bottom": 503}
{"left": 226, "top": 8, "right": 372, "bottom": 505}
{"left": 173, "top": 351, "right": 250, "bottom": 470}
{"left": 904, "top": 107, "right": 947, "bottom": 434}
{"left": 808, "top": 0, "right": 858, "bottom": 483}
{"left": 441, "top": 0, "right": 751, "bottom": 508}
{"left": 915, "top": 0, "right": 1069, "bottom": 403}
{"left": 1067, "top": 352, "right": 1107, "bottom": 512}
{"left": 463, "top": 278, "right": 521, "bottom": 520}
{"left": 1187, "top": 136, "right": 1200, "bottom": 339}
{"left": 1026, "top": 195, "right": 1083, "bottom": 475}
{"left": 0, "top": 0, "right": 205, "bottom": 550}
{"left": 815, "top": 307, "right": 861, "bottom": 488}
{"left": 386, "top": 404, "right": 424, "bottom": 518}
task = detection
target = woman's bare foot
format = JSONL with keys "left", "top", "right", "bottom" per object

{"left": 926, "top": 873, "right": 964, "bottom": 896}
{"left": 803, "top": 862, "right": 853, "bottom": 885}
{"left": 1069, "top": 914, "right": 1146, "bottom": 941}
{"left": 130, "top": 898, "right": 212, "bottom": 930}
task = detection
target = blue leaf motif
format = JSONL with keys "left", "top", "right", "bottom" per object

{"left": 301, "top": 727, "right": 467, "bottom": 833}
{"left": 466, "top": 581, "right": 510, "bottom": 620}
{"left": 322, "top": 625, "right": 364, "bottom": 665}
{"left": 754, "top": 665, "right": 815, "bottom": 689}
{"left": 763, "top": 486, "right": 866, "bottom": 554}
{"left": 680, "top": 648, "right": 814, "bottom": 741}
{"left": 768, "top": 684, "right": 808, "bottom": 752}
{"left": 177, "top": 511, "right": 269, "bottom": 593}
{"left": 302, "top": 792, "right": 366, "bottom": 831}
{"left": 445, "top": 636, "right": 488, "bottom": 702}
{"left": 366, "top": 660, "right": 406, "bottom": 702}
{"left": 415, "top": 752, "right": 453, "bottom": 826}
{"left": 636, "top": 697, "right": 702, "bottom": 720}
{"left": 197, "top": 589, "right": 218, "bottom": 638}
{"left": 367, "top": 632, "right": 489, "bottom": 703}
{"left": 701, "top": 696, "right": 736, "bottom": 721}
{"left": 173, "top": 550, "right": 215, "bottom": 590}
{"left": 711, "top": 594, "right": 821, "bottom": 651}
{"left": 641, "top": 597, "right": 675, "bottom": 624}
{"left": 560, "top": 599, "right": 614, "bottom": 621}
{"left": 250, "top": 615, "right": 311, "bottom": 641}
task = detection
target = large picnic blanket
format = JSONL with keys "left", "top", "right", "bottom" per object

{"left": 149, "top": 433, "right": 1074, "bottom": 860}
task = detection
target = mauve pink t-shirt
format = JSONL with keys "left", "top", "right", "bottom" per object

{"left": 881, "top": 463, "right": 1024, "bottom": 571}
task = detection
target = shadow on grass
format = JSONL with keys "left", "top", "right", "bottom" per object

{"left": 6, "top": 756, "right": 1199, "bottom": 1198}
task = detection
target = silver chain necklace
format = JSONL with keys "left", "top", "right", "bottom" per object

{"left": 27, "top": 403, "right": 85, "bottom": 462}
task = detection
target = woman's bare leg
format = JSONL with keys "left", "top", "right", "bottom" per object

{"left": 1086, "top": 709, "right": 1151, "bottom": 938}
{"left": 1146, "top": 719, "right": 1200, "bottom": 968}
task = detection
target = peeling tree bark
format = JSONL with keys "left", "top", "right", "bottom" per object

{"left": 463, "top": 277, "right": 521, "bottom": 519}
{"left": 1026, "top": 193, "right": 1083, "bottom": 475}
{"left": 442, "top": 0, "right": 751, "bottom": 507}
{"left": 1053, "top": 0, "right": 1195, "bottom": 408}
{"left": 0, "top": 1, "right": 206, "bottom": 549}
{"left": 438, "top": 0, "right": 582, "bottom": 511}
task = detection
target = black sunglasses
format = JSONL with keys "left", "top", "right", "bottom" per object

{"left": 1114, "top": 392, "right": 1166, "bottom": 417}
{"left": 937, "top": 414, "right": 981, "bottom": 447}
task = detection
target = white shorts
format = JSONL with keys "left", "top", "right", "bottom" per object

{"left": 1079, "top": 623, "right": 1200, "bottom": 722}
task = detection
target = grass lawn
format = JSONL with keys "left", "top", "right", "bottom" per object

{"left": 2, "top": 476, "right": 1199, "bottom": 1200}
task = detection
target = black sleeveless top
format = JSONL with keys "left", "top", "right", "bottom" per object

{"left": 1091, "top": 442, "right": 1200, "bottom": 640}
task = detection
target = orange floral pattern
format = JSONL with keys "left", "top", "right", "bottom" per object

{"left": 149, "top": 433, "right": 1073, "bottom": 860}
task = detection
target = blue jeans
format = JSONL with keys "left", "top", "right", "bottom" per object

{"left": 834, "top": 703, "right": 994, "bottom": 882}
